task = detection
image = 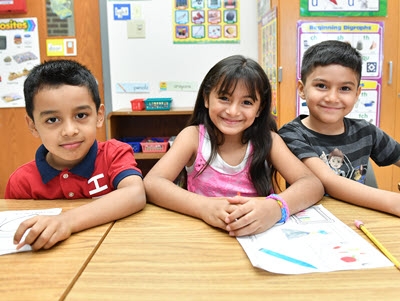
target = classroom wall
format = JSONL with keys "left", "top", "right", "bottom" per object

{"left": 100, "top": 1, "right": 258, "bottom": 112}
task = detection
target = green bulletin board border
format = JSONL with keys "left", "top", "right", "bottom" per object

{"left": 300, "top": 0, "right": 387, "bottom": 17}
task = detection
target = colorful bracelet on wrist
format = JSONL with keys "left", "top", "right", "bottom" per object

{"left": 266, "top": 194, "right": 290, "bottom": 224}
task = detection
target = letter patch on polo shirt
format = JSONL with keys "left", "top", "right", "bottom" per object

{"left": 88, "top": 173, "right": 108, "bottom": 195}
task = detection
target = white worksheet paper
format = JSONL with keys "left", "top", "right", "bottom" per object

{"left": 0, "top": 208, "right": 62, "bottom": 255}
{"left": 237, "top": 205, "right": 393, "bottom": 274}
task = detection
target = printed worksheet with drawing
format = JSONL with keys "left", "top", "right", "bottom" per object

{"left": 237, "top": 205, "right": 393, "bottom": 274}
{"left": 0, "top": 208, "right": 62, "bottom": 256}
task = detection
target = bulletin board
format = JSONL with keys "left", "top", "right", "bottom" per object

{"left": 259, "top": 7, "right": 277, "bottom": 117}
{"left": 173, "top": 0, "right": 240, "bottom": 44}
{"left": 299, "top": 0, "right": 387, "bottom": 17}
{"left": 99, "top": 1, "right": 258, "bottom": 112}
{"left": 0, "top": 17, "right": 40, "bottom": 108}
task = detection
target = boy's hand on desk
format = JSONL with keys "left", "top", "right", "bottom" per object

{"left": 199, "top": 197, "right": 238, "bottom": 231}
{"left": 14, "top": 214, "right": 72, "bottom": 251}
{"left": 225, "top": 196, "right": 280, "bottom": 237}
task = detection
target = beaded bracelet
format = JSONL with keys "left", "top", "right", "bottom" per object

{"left": 266, "top": 194, "right": 290, "bottom": 224}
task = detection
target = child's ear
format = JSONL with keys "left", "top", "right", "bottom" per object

{"left": 356, "top": 85, "right": 362, "bottom": 99}
{"left": 96, "top": 104, "right": 105, "bottom": 128}
{"left": 204, "top": 97, "right": 209, "bottom": 108}
{"left": 25, "top": 115, "right": 40, "bottom": 138}
{"left": 203, "top": 91, "right": 210, "bottom": 108}
{"left": 297, "top": 80, "right": 306, "bottom": 99}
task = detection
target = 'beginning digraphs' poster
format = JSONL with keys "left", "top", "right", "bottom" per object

{"left": 0, "top": 18, "right": 40, "bottom": 108}
{"left": 296, "top": 21, "right": 384, "bottom": 126}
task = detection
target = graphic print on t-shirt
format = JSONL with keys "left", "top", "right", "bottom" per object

{"left": 319, "top": 148, "right": 367, "bottom": 184}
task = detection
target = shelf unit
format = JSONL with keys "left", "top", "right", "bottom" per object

{"left": 106, "top": 107, "right": 193, "bottom": 174}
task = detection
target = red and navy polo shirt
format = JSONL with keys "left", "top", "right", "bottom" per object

{"left": 5, "top": 139, "right": 142, "bottom": 199}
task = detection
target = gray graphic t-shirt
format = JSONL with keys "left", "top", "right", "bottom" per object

{"left": 278, "top": 115, "right": 400, "bottom": 184}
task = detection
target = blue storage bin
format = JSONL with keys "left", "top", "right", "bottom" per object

{"left": 144, "top": 98, "right": 172, "bottom": 110}
{"left": 120, "top": 137, "right": 145, "bottom": 153}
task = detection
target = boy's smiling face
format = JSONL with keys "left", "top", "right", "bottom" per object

{"left": 26, "top": 85, "right": 104, "bottom": 170}
{"left": 298, "top": 64, "right": 361, "bottom": 134}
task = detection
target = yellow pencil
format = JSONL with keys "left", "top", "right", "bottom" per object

{"left": 355, "top": 220, "right": 400, "bottom": 270}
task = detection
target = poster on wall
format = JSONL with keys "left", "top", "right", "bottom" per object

{"left": 173, "top": 0, "right": 240, "bottom": 44}
{"left": 0, "top": 17, "right": 40, "bottom": 108}
{"left": 300, "top": 0, "right": 387, "bottom": 17}
{"left": 297, "top": 21, "right": 384, "bottom": 126}
{"left": 259, "top": 7, "right": 277, "bottom": 117}
{"left": 257, "top": 0, "right": 271, "bottom": 22}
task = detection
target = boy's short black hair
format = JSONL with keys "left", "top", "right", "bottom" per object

{"left": 24, "top": 59, "right": 101, "bottom": 120}
{"left": 301, "top": 40, "right": 362, "bottom": 85}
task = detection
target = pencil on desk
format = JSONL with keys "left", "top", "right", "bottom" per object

{"left": 354, "top": 220, "right": 400, "bottom": 271}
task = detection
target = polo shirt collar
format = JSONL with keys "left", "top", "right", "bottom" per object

{"left": 36, "top": 141, "right": 98, "bottom": 184}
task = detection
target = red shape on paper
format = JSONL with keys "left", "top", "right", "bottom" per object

{"left": 341, "top": 256, "right": 357, "bottom": 263}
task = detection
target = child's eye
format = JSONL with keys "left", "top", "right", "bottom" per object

{"left": 76, "top": 113, "right": 88, "bottom": 119}
{"left": 243, "top": 100, "right": 254, "bottom": 106}
{"left": 46, "top": 117, "right": 59, "bottom": 124}
{"left": 315, "top": 83, "right": 326, "bottom": 89}
{"left": 341, "top": 86, "right": 351, "bottom": 92}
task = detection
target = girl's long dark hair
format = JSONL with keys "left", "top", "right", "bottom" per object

{"left": 187, "top": 55, "right": 278, "bottom": 195}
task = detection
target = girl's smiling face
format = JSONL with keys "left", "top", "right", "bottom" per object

{"left": 27, "top": 85, "right": 104, "bottom": 170}
{"left": 205, "top": 80, "right": 260, "bottom": 140}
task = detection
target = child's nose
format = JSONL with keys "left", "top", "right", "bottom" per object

{"left": 226, "top": 103, "right": 240, "bottom": 115}
{"left": 61, "top": 120, "right": 78, "bottom": 136}
{"left": 325, "top": 89, "right": 339, "bottom": 101}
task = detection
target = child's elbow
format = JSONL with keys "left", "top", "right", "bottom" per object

{"left": 313, "top": 176, "right": 325, "bottom": 198}
{"left": 304, "top": 173, "right": 324, "bottom": 199}
{"left": 143, "top": 175, "right": 158, "bottom": 202}
{"left": 133, "top": 188, "right": 146, "bottom": 209}
{"left": 120, "top": 177, "right": 147, "bottom": 213}
{"left": 132, "top": 185, "right": 147, "bottom": 212}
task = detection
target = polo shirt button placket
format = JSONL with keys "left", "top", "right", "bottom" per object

{"left": 62, "top": 173, "right": 74, "bottom": 198}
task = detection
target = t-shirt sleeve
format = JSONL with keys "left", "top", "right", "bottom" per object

{"left": 104, "top": 140, "right": 143, "bottom": 189}
{"left": 370, "top": 124, "right": 400, "bottom": 166}
{"left": 5, "top": 162, "right": 38, "bottom": 199}
{"left": 278, "top": 122, "right": 320, "bottom": 160}
{"left": 5, "top": 177, "right": 20, "bottom": 199}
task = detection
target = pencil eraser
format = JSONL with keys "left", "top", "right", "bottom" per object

{"left": 354, "top": 220, "right": 363, "bottom": 229}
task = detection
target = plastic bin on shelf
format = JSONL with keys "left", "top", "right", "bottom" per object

{"left": 120, "top": 137, "right": 145, "bottom": 153}
{"left": 140, "top": 137, "right": 169, "bottom": 153}
{"left": 144, "top": 98, "right": 172, "bottom": 111}
{"left": 130, "top": 98, "right": 145, "bottom": 111}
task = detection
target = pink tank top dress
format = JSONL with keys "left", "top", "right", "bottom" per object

{"left": 186, "top": 124, "right": 258, "bottom": 197}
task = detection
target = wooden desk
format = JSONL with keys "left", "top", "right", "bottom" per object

{"left": 67, "top": 198, "right": 400, "bottom": 301}
{"left": 0, "top": 199, "right": 113, "bottom": 301}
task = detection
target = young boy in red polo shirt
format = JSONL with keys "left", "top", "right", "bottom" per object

{"left": 6, "top": 59, "right": 146, "bottom": 250}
